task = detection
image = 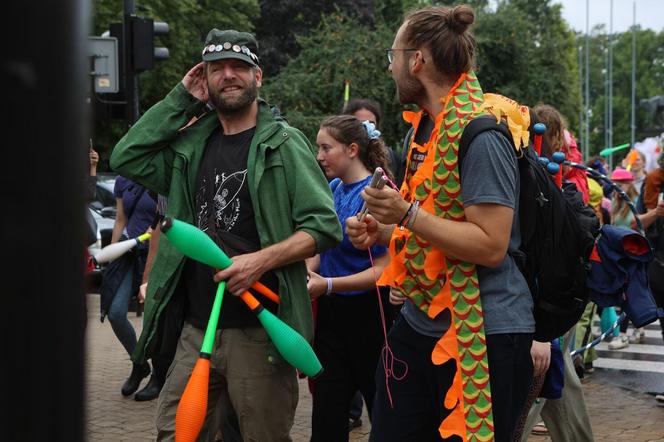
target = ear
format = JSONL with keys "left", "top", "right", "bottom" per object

{"left": 410, "top": 50, "right": 425, "bottom": 75}
{"left": 255, "top": 67, "right": 263, "bottom": 88}
{"left": 346, "top": 142, "right": 360, "bottom": 159}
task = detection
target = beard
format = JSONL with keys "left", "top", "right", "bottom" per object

{"left": 395, "top": 70, "right": 425, "bottom": 106}
{"left": 208, "top": 77, "right": 259, "bottom": 114}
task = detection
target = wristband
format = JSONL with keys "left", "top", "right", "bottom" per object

{"left": 406, "top": 204, "right": 420, "bottom": 230}
{"left": 398, "top": 203, "right": 414, "bottom": 227}
{"left": 326, "top": 277, "right": 333, "bottom": 296}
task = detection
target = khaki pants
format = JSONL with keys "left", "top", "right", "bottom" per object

{"left": 156, "top": 322, "right": 298, "bottom": 441}
{"left": 522, "top": 331, "right": 594, "bottom": 442}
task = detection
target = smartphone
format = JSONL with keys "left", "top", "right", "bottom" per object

{"left": 358, "top": 167, "right": 386, "bottom": 221}
{"left": 658, "top": 192, "right": 664, "bottom": 205}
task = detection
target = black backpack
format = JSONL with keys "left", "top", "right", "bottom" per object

{"left": 458, "top": 116, "right": 600, "bottom": 341}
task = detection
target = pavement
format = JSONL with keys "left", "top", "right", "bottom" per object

{"left": 85, "top": 293, "right": 663, "bottom": 441}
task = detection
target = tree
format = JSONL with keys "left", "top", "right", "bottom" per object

{"left": 475, "top": 0, "right": 580, "bottom": 135}
{"left": 580, "top": 25, "right": 664, "bottom": 158}
{"left": 255, "top": 0, "right": 376, "bottom": 78}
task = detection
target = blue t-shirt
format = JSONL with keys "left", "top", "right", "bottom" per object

{"left": 113, "top": 176, "right": 156, "bottom": 248}
{"left": 319, "top": 176, "right": 387, "bottom": 296}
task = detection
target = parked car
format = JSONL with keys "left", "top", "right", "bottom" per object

{"left": 87, "top": 174, "right": 117, "bottom": 287}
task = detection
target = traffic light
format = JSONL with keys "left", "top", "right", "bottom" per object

{"left": 130, "top": 16, "right": 169, "bottom": 72}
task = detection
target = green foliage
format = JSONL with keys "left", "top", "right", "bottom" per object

{"left": 263, "top": 0, "right": 580, "bottom": 151}
{"left": 261, "top": 12, "right": 406, "bottom": 148}
{"left": 255, "top": 0, "right": 376, "bottom": 77}
{"left": 581, "top": 25, "right": 664, "bottom": 157}
{"left": 475, "top": 0, "right": 580, "bottom": 132}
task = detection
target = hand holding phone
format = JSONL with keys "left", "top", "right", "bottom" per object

{"left": 358, "top": 167, "right": 387, "bottom": 221}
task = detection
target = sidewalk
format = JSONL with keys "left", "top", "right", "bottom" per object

{"left": 85, "top": 294, "right": 663, "bottom": 441}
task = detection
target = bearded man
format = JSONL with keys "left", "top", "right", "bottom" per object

{"left": 111, "top": 29, "right": 341, "bottom": 441}
{"left": 346, "top": 6, "right": 534, "bottom": 441}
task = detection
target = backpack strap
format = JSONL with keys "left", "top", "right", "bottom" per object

{"left": 402, "top": 126, "right": 414, "bottom": 154}
{"left": 458, "top": 116, "right": 514, "bottom": 173}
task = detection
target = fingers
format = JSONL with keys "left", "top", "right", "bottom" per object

{"left": 185, "top": 62, "right": 206, "bottom": 78}
{"left": 362, "top": 187, "right": 408, "bottom": 225}
{"left": 138, "top": 283, "right": 147, "bottom": 303}
{"left": 389, "top": 288, "right": 406, "bottom": 305}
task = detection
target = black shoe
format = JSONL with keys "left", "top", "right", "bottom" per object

{"left": 134, "top": 375, "right": 161, "bottom": 401}
{"left": 348, "top": 417, "right": 362, "bottom": 432}
{"left": 121, "top": 362, "right": 150, "bottom": 396}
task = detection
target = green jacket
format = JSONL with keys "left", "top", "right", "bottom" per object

{"left": 110, "top": 83, "right": 342, "bottom": 364}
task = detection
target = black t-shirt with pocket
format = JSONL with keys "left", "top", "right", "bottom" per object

{"left": 185, "top": 126, "right": 279, "bottom": 330}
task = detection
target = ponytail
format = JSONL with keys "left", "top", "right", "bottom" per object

{"left": 320, "top": 115, "right": 394, "bottom": 181}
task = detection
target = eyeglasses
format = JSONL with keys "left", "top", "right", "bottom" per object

{"left": 386, "top": 48, "right": 417, "bottom": 64}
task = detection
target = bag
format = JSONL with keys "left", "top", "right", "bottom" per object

{"left": 459, "top": 115, "right": 600, "bottom": 341}
{"left": 539, "top": 338, "right": 564, "bottom": 400}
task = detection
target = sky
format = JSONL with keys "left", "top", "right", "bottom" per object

{"left": 553, "top": 0, "right": 664, "bottom": 33}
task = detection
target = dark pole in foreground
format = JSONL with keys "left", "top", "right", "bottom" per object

{"left": 1, "top": 1, "right": 88, "bottom": 440}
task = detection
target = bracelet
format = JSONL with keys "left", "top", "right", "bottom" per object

{"left": 398, "top": 203, "right": 413, "bottom": 226}
{"left": 406, "top": 203, "right": 420, "bottom": 230}
{"left": 326, "top": 277, "right": 333, "bottom": 296}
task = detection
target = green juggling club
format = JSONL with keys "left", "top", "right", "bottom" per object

{"left": 160, "top": 217, "right": 323, "bottom": 378}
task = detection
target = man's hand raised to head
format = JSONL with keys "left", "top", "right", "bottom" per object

{"left": 182, "top": 62, "right": 209, "bottom": 103}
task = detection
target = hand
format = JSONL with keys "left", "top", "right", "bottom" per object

{"left": 361, "top": 186, "right": 410, "bottom": 225}
{"left": 213, "top": 251, "right": 266, "bottom": 296}
{"left": 182, "top": 62, "right": 209, "bottom": 102}
{"left": 346, "top": 213, "right": 379, "bottom": 250}
{"left": 89, "top": 148, "right": 99, "bottom": 175}
{"left": 656, "top": 199, "right": 664, "bottom": 217}
{"left": 138, "top": 282, "right": 147, "bottom": 304}
{"left": 389, "top": 287, "right": 407, "bottom": 306}
{"left": 306, "top": 271, "right": 327, "bottom": 299}
{"left": 530, "top": 340, "right": 552, "bottom": 377}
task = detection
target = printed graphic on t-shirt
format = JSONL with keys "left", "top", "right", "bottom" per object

{"left": 195, "top": 169, "right": 248, "bottom": 233}
{"left": 408, "top": 147, "right": 427, "bottom": 176}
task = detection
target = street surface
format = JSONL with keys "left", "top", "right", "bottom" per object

{"left": 85, "top": 294, "right": 663, "bottom": 441}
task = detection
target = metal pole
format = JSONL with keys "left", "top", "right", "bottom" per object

{"left": 631, "top": 2, "right": 636, "bottom": 150}
{"left": 608, "top": 0, "right": 614, "bottom": 170}
{"left": 578, "top": 45, "right": 583, "bottom": 150}
{"left": 123, "top": 0, "right": 139, "bottom": 127}
{"left": 604, "top": 46, "right": 609, "bottom": 154}
{"left": 584, "top": 0, "right": 590, "bottom": 159}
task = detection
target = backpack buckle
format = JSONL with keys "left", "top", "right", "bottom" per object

{"left": 536, "top": 192, "right": 548, "bottom": 207}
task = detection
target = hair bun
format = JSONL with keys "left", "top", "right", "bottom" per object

{"left": 449, "top": 5, "right": 475, "bottom": 34}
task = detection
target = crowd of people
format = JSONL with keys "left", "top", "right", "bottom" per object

{"left": 88, "top": 3, "right": 664, "bottom": 442}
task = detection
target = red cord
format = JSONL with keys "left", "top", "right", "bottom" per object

{"left": 367, "top": 246, "right": 408, "bottom": 409}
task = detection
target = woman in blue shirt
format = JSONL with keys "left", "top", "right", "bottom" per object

{"left": 307, "top": 115, "right": 394, "bottom": 441}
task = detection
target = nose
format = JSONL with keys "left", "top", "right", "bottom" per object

{"left": 219, "top": 64, "right": 238, "bottom": 81}
{"left": 316, "top": 149, "right": 324, "bottom": 162}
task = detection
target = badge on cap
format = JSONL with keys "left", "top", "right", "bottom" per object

{"left": 215, "top": 44, "right": 223, "bottom": 52}
{"left": 223, "top": 42, "right": 232, "bottom": 50}
{"left": 232, "top": 45, "right": 241, "bottom": 53}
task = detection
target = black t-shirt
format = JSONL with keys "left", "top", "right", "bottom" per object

{"left": 185, "top": 126, "right": 279, "bottom": 330}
